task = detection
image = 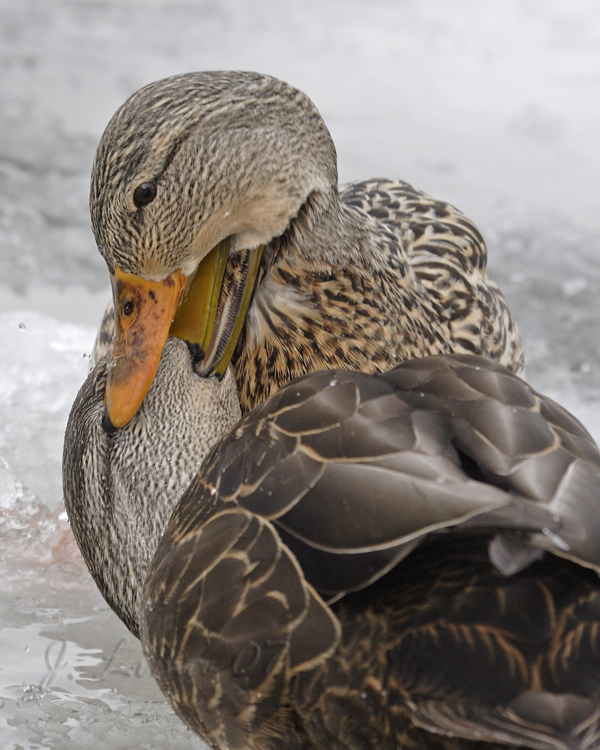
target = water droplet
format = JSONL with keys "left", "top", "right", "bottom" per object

{"left": 18, "top": 322, "right": 26, "bottom": 331}
{"left": 329, "top": 378, "right": 337, "bottom": 387}
{"left": 24, "top": 645, "right": 30, "bottom": 653}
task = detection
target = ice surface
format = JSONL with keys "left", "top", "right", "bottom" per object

{"left": 485, "top": 210, "right": 600, "bottom": 439}
{"left": 0, "top": 313, "right": 93, "bottom": 509}
{"left": 1, "top": 0, "right": 600, "bottom": 746}
{"left": 0, "top": 314, "right": 204, "bottom": 748}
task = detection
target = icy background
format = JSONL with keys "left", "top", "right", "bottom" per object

{"left": 0, "top": 0, "right": 599, "bottom": 747}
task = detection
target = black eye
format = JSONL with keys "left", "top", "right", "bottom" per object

{"left": 122, "top": 300, "right": 135, "bottom": 317}
{"left": 133, "top": 182, "right": 157, "bottom": 208}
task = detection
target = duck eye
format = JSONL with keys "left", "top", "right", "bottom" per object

{"left": 133, "top": 182, "right": 157, "bottom": 208}
{"left": 122, "top": 300, "right": 135, "bottom": 317}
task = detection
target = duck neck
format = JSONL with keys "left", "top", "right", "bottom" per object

{"left": 64, "top": 342, "right": 242, "bottom": 638}
{"left": 273, "top": 185, "right": 391, "bottom": 273}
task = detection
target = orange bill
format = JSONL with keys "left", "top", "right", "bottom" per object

{"left": 104, "top": 237, "right": 264, "bottom": 430}
{"left": 104, "top": 267, "right": 187, "bottom": 429}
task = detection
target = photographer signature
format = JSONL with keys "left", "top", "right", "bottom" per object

{"left": 40, "top": 637, "right": 148, "bottom": 688}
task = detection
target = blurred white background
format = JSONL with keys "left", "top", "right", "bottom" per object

{"left": 0, "top": 1, "right": 599, "bottom": 747}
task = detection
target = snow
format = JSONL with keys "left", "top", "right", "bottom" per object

{"left": 0, "top": 0, "right": 599, "bottom": 746}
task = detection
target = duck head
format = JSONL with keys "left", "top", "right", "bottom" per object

{"left": 90, "top": 71, "right": 338, "bottom": 429}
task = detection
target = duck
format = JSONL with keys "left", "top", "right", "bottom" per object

{"left": 63, "top": 342, "right": 600, "bottom": 750}
{"left": 88, "top": 71, "right": 524, "bottom": 430}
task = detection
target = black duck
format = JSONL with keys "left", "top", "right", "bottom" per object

{"left": 63, "top": 346, "right": 600, "bottom": 750}
{"left": 88, "top": 71, "right": 523, "bottom": 427}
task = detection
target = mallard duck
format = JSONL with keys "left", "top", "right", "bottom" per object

{"left": 89, "top": 71, "right": 523, "bottom": 429}
{"left": 63, "top": 345, "right": 600, "bottom": 750}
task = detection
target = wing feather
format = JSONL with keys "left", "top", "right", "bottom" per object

{"left": 141, "top": 488, "right": 339, "bottom": 750}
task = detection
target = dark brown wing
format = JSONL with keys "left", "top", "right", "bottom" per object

{"left": 142, "top": 354, "right": 600, "bottom": 750}
{"left": 382, "top": 354, "right": 600, "bottom": 572}
{"left": 200, "top": 356, "right": 600, "bottom": 598}
{"left": 295, "top": 534, "right": 600, "bottom": 750}
{"left": 141, "top": 480, "right": 340, "bottom": 750}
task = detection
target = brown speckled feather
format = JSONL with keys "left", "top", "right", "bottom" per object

{"left": 233, "top": 180, "right": 523, "bottom": 413}
{"left": 346, "top": 180, "right": 521, "bottom": 368}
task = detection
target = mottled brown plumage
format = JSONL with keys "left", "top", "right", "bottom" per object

{"left": 234, "top": 178, "right": 523, "bottom": 412}
{"left": 64, "top": 347, "right": 600, "bottom": 750}
{"left": 89, "top": 72, "right": 523, "bottom": 413}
